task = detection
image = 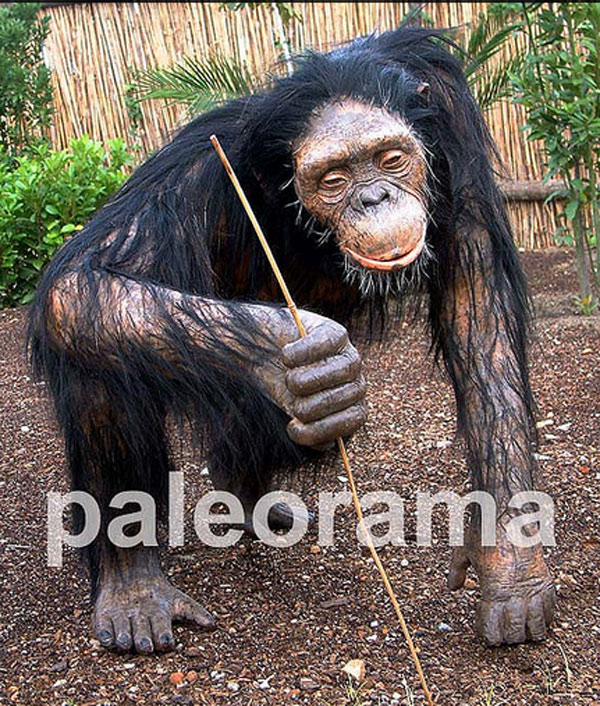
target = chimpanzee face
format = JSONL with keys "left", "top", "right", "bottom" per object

{"left": 293, "top": 99, "right": 429, "bottom": 272}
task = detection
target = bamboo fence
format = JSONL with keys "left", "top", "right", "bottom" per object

{"left": 40, "top": 2, "right": 561, "bottom": 249}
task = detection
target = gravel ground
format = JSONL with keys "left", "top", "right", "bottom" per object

{"left": 0, "top": 249, "right": 598, "bottom": 706}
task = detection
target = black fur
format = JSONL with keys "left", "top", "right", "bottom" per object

{"left": 28, "top": 27, "right": 535, "bottom": 584}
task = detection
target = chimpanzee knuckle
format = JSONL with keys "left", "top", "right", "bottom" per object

{"left": 355, "top": 374, "right": 367, "bottom": 398}
{"left": 292, "top": 396, "right": 314, "bottom": 423}
{"left": 350, "top": 403, "right": 368, "bottom": 429}
{"left": 281, "top": 339, "right": 302, "bottom": 368}
{"left": 287, "top": 418, "right": 309, "bottom": 446}
{"left": 285, "top": 368, "right": 307, "bottom": 396}
{"left": 341, "top": 346, "right": 362, "bottom": 377}
{"left": 322, "top": 320, "right": 349, "bottom": 349}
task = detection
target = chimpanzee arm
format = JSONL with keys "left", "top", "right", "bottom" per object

{"left": 432, "top": 224, "right": 555, "bottom": 646}
{"left": 45, "top": 268, "right": 366, "bottom": 450}
{"left": 435, "top": 226, "right": 535, "bottom": 506}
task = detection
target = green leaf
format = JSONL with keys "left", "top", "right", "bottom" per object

{"left": 565, "top": 201, "right": 579, "bottom": 220}
{"left": 129, "top": 51, "right": 259, "bottom": 117}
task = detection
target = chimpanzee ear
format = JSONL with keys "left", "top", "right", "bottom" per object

{"left": 417, "top": 82, "right": 430, "bottom": 102}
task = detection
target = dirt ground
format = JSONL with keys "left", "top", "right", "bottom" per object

{"left": 0, "top": 249, "right": 598, "bottom": 706}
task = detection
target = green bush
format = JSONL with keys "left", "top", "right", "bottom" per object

{"left": 0, "top": 136, "right": 131, "bottom": 307}
{"left": 0, "top": 2, "right": 53, "bottom": 157}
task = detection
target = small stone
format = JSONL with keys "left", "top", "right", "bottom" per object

{"left": 299, "top": 677, "right": 320, "bottom": 692}
{"left": 370, "top": 620, "right": 379, "bottom": 628}
{"left": 48, "top": 660, "right": 68, "bottom": 673}
{"left": 227, "top": 681, "right": 240, "bottom": 692}
{"left": 185, "top": 646, "right": 204, "bottom": 657}
{"left": 52, "top": 680, "right": 67, "bottom": 689}
{"left": 437, "top": 622, "right": 452, "bottom": 633}
{"left": 186, "top": 670, "right": 198, "bottom": 683}
{"left": 342, "top": 659, "right": 365, "bottom": 682}
{"left": 20, "top": 425, "right": 30, "bottom": 433}
{"left": 400, "top": 558, "right": 409, "bottom": 567}
{"left": 169, "top": 672, "right": 185, "bottom": 687}
{"left": 366, "top": 634, "right": 378, "bottom": 643}
{"left": 310, "top": 545, "right": 321, "bottom": 554}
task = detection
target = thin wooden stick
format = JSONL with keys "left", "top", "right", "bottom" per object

{"left": 210, "top": 134, "right": 435, "bottom": 706}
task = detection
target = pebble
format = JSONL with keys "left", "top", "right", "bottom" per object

{"left": 48, "top": 660, "right": 68, "bottom": 673}
{"left": 227, "top": 681, "right": 240, "bottom": 692}
{"left": 400, "top": 558, "right": 409, "bottom": 567}
{"left": 169, "top": 672, "right": 185, "bottom": 686}
{"left": 299, "top": 677, "right": 320, "bottom": 691}
{"left": 437, "top": 622, "right": 452, "bottom": 633}
{"left": 20, "top": 425, "right": 30, "bottom": 433}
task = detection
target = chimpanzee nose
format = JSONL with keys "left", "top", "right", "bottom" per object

{"left": 356, "top": 183, "right": 391, "bottom": 209}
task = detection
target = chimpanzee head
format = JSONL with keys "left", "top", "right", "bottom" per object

{"left": 244, "top": 27, "right": 498, "bottom": 299}
{"left": 292, "top": 97, "right": 430, "bottom": 272}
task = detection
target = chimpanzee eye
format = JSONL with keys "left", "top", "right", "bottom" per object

{"left": 378, "top": 150, "right": 407, "bottom": 172}
{"left": 319, "top": 170, "right": 349, "bottom": 193}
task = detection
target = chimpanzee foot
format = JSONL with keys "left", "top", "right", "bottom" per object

{"left": 448, "top": 525, "right": 555, "bottom": 646}
{"left": 93, "top": 555, "right": 215, "bottom": 654}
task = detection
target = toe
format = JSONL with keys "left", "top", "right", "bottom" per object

{"left": 503, "top": 597, "right": 527, "bottom": 644}
{"left": 132, "top": 615, "right": 154, "bottom": 654}
{"left": 93, "top": 613, "right": 115, "bottom": 649}
{"left": 150, "top": 614, "right": 175, "bottom": 652}
{"left": 173, "top": 591, "right": 216, "bottom": 630}
{"left": 112, "top": 616, "right": 133, "bottom": 653}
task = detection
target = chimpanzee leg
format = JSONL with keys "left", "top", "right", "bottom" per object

{"left": 434, "top": 227, "right": 555, "bottom": 646}
{"left": 61, "top": 372, "right": 214, "bottom": 654}
{"left": 207, "top": 399, "right": 315, "bottom": 535}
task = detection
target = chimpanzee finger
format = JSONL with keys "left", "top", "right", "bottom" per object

{"left": 293, "top": 376, "right": 366, "bottom": 423}
{"left": 282, "top": 322, "right": 348, "bottom": 368}
{"left": 93, "top": 613, "right": 115, "bottom": 649}
{"left": 525, "top": 595, "right": 548, "bottom": 642}
{"left": 287, "top": 404, "right": 367, "bottom": 447}
{"left": 286, "top": 348, "right": 361, "bottom": 396}
{"left": 111, "top": 615, "right": 133, "bottom": 653}
{"left": 503, "top": 597, "right": 527, "bottom": 644}
{"left": 475, "top": 600, "right": 503, "bottom": 646}
{"left": 542, "top": 586, "right": 556, "bottom": 625}
{"left": 447, "top": 546, "right": 470, "bottom": 590}
{"left": 150, "top": 614, "right": 175, "bottom": 652}
{"left": 130, "top": 614, "right": 154, "bottom": 654}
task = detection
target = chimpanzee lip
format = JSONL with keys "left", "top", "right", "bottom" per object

{"left": 344, "top": 236, "right": 425, "bottom": 271}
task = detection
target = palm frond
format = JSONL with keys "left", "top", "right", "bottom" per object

{"left": 129, "top": 53, "right": 258, "bottom": 116}
{"left": 471, "top": 53, "right": 525, "bottom": 110}
{"left": 453, "top": 8, "right": 528, "bottom": 111}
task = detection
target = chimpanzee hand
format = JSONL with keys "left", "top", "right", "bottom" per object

{"left": 249, "top": 307, "right": 367, "bottom": 448}
{"left": 448, "top": 523, "right": 555, "bottom": 645}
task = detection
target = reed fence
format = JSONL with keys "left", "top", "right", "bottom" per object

{"left": 40, "top": 2, "right": 561, "bottom": 249}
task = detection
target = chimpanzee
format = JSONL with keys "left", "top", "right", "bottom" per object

{"left": 29, "top": 26, "right": 555, "bottom": 653}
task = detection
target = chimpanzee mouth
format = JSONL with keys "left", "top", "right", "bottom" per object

{"left": 343, "top": 235, "right": 425, "bottom": 271}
